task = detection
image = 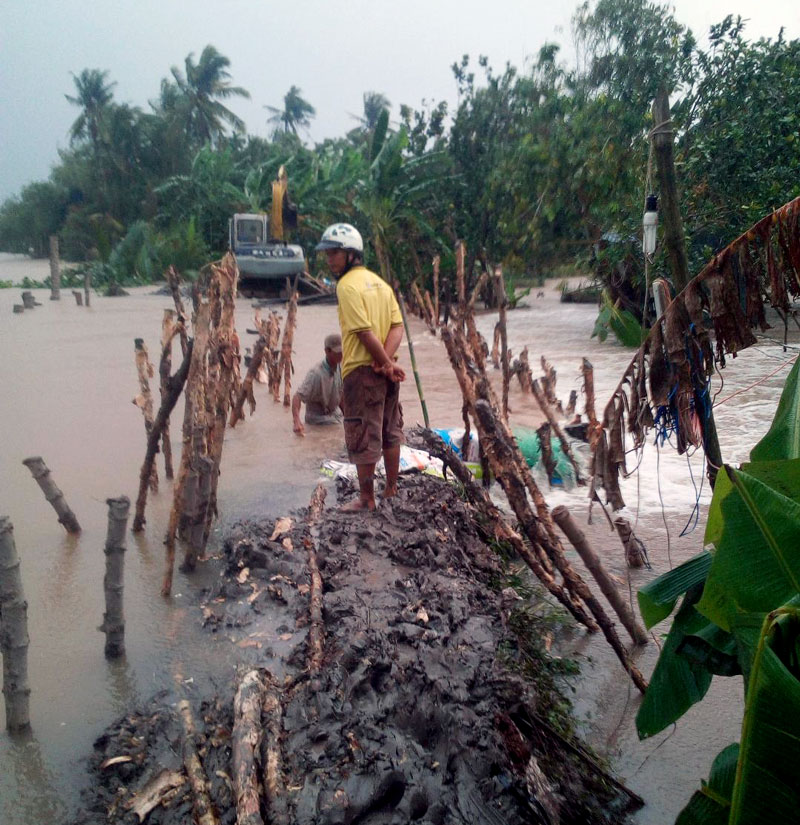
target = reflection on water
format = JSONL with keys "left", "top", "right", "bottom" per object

{"left": 0, "top": 269, "right": 793, "bottom": 824}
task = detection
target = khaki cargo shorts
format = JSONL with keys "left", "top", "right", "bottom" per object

{"left": 342, "top": 365, "right": 404, "bottom": 465}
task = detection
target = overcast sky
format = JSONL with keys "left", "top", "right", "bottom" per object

{"left": 1, "top": 0, "right": 798, "bottom": 202}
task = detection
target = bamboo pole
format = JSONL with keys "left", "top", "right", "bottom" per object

{"left": 100, "top": 496, "right": 131, "bottom": 658}
{"left": 132, "top": 340, "right": 193, "bottom": 532}
{"left": 133, "top": 338, "right": 158, "bottom": 492}
{"left": 177, "top": 699, "right": 219, "bottom": 825}
{"left": 49, "top": 235, "right": 61, "bottom": 300}
{"left": 397, "top": 294, "right": 430, "bottom": 428}
{"left": 552, "top": 506, "right": 649, "bottom": 645}
{"left": 22, "top": 457, "right": 81, "bottom": 534}
{"left": 0, "top": 517, "right": 31, "bottom": 733}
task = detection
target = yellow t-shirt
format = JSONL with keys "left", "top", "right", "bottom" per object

{"left": 336, "top": 266, "right": 402, "bottom": 378}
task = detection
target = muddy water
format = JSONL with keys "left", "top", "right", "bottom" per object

{"left": 0, "top": 256, "right": 794, "bottom": 824}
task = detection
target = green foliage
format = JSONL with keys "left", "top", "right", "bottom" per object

{"left": 635, "top": 357, "right": 800, "bottom": 822}
{"left": 591, "top": 290, "right": 645, "bottom": 346}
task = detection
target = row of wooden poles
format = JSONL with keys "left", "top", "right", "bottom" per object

{"left": 10, "top": 236, "right": 92, "bottom": 313}
{"left": 0, "top": 253, "right": 303, "bottom": 734}
{"left": 403, "top": 244, "right": 650, "bottom": 693}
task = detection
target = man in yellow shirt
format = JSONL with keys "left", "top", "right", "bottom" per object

{"left": 316, "top": 223, "right": 406, "bottom": 511}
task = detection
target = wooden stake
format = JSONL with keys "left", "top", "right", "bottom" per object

{"left": 163, "top": 303, "right": 210, "bottom": 596}
{"left": 22, "top": 457, "right": 81, "bottom": 533}
{"left": 552, "top": 506, "right": 649, "bottom": 645}
{"left": 613, "top": 517, "right": 648, "bottom": 569}
{"left": 0, "top": 517, "right": 31, "bottom": 733}
{"left": 132, "top": 339, "right": 193, "bottom": 532}
{"left": 493, "top": 266, "right": 510, "bottom": 421}
{"left": 133, "top": 338, "right": 158, "bottom": 492}
{"left": 100, "top": 496, "right": 130, "bottom": 658}
{"left": 276, "top": 279, "right": 298, "bottom": 405}
{"left": 49, "top": 235, "right": 61, "bottom": 300}
{"left": 72, "top": 290, "right": 83, "bottom": 306}
{"left": 159, "top": 310, "right": 178, "bottom": 480}
{"left": 84, "top": 270, "right": 91, "bottom": 308}
{"left": 530, "top": 379, "right": 586, "bottom": 485}
{"left": 537, "top": 422, "right": 557, "bottom": 485}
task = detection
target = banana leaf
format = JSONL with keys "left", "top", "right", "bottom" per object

{"left": 749, "top": 357, "right": 800, "bottom": 462}
{"left": 638, "top": 551, "right": 713, "bottom": 629}
{"left": 697, "top": 464, "right": 800, "bottom": 631}
{"left": 728, "top": 607, "right": 800, "bottom": 824}
{"left": 636, "top": 583, "right": 714, "bottom": 738}
{"left": 677, "top": 622, "right": 741, "bottom": 677}
{"left": 675, "top": 743, "right": 739, "bottom": 825}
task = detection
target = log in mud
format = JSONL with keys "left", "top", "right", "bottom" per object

{"left": 72, "top": 473, "right": 640, "bottom": 825}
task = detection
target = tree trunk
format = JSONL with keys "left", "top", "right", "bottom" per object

{"left": 432, "top": 254, "right": 440, "bottom": 324}
{"left": 177, "top": 699, "right": 219, "bottom": 825}
{"left": 305, "top": 483, "right": 326, "bottom": 678}
{"left": 0, "top": 517, "right": 31, "bottom": 733}
{"left": 530, "top": 379, "right": 586, "bottom": 485}
{"left": 537, "top": 422, "right": 556, "bottom": 485}
{"left": 230, "top": 336, "right": 268, "bottom": 427}
{"left": 22, "top": 457, "right": 81, "bottom": 533}
{"left": 100, "top": 496, "right": 130, "bottom": 658}
{"left": 49, "top": 235, "right": 61, "bottom": 301}
{"left": 159, "top": 310, "right": 178, "bottom": 480}
{"left": 232, "top": 669, "right": 266, "bottom": 825}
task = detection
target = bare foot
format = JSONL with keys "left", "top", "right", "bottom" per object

{"left": 381, "top": 486, "right": 397, "bottom": 499}
{"left": 340, "top": 498, "right": 376, "bottom": 513}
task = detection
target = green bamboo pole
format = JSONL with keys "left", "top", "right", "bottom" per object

{"left": 397, "top": 293, "right": 430, "bottom": 428}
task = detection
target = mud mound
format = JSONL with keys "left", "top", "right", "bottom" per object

{"left": 72, "top": 474, "right": 636, "bottom": 825}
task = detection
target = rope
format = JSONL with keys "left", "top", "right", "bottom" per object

{"left": 713, "top": 355, "right": 798, "bottom": 407}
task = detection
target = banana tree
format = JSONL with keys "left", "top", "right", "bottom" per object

{"left": 636, "top": 358, "right": 800, "bottom": 823}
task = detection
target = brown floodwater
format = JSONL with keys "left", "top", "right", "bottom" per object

{"left": 0, "top": 255, "right": 794, "bottom": 824}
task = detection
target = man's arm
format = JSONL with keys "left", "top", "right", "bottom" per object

{"left": 356, "top": 329, "right": 405, "bottom": 382}
{"left": 291, "top": 393, "right": 305, "bottom": 436}
{"left": 383, "top": 323, "right": 404, "bottom": 360}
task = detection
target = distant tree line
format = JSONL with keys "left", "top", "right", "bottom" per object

{"left": 1, "top": 0, "right": 798, "bottom": 298}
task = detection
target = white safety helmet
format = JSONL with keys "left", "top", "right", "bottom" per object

{"left": 316, "top": 223, "right": 364, "bottom": 253}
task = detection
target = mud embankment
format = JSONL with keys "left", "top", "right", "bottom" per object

{"left": 72, "top": 473, "right": 638, "bottom": 825}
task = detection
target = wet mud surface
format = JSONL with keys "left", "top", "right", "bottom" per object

{"left": 71, "top": 472, "right": 636, "bottom": 825}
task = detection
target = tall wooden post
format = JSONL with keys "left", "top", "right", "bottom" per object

{"left": 0, "top": 517, "right": 31, "bottom": 733}
{"left": 100, "top": 497, "right": 130, "bottom": 658}
{"left": 652, "top": 89, "right": 723, "bottom": 484}
{"left": 49, "top": 235, "right": 61, "bottom": 301}
{"left": 651, "top": 89, "right": 690, "bottom": 293}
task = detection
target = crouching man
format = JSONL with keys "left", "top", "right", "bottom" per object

{"left": 291, "top": 333, "right": 344, "bottom": 437}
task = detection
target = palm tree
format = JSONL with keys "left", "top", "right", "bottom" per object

{"left": 265, "top": 86, "right": 316, "bottom": 136}
{"left": 169, "top": 45, "right": 250, "bottom": 146}
{"left": 357, "top": 91, "right": 391, "bottom": 131}
{"left": 65, "top": 69, "right": 116, "bottom": 151}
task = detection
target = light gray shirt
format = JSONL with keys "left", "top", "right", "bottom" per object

{"left": 297, "top": 359, "right": 343, "bottom": 425}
